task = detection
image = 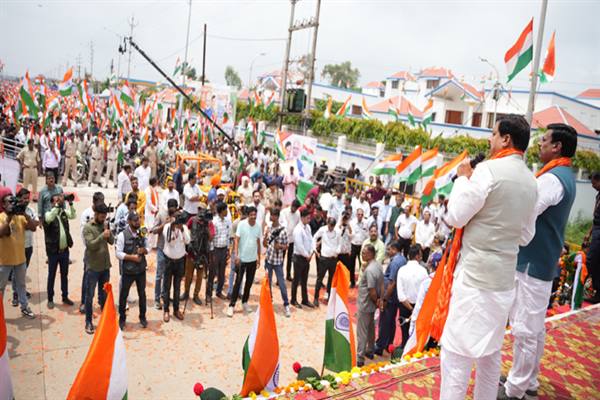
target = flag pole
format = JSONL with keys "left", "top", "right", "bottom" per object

{"left": 525, "top": 0, "right": 548, "bottom": 125}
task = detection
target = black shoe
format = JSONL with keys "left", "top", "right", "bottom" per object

{"left": 180, "top": 293, "right": 189, "bottom": 301}
{"left": 85, "top": 322, "right": 95, "bottom": 335}
{"left": 301, "top": 301, "right": 315, "bottom": 309}
{"left": 291, "top": 301, "right": 302, "bottom": 309}
{"left": 79, "top": 303, "right": 85, "bottom": 314}
{"left": 357, "top": 360, "right": 364, "bottom": 367}
{"left": 225, "top": 294, "right": 231, "bottom": 300}
{"left": 47, "top": 301, "right": 55, "bottom": 310}
{"left": 374, "top": 348, "right": 384, "bottom": 356}
{"left": 140, "top": 318, "right": 148, "bottom": 328}
{"left": 286, "top": 276, "right": 293, "bottom": 282}
{"left": 119, "top": 320, "right": 126, "bottom": 331}
{"left": 365, "top": 352, "right": 374, "bottom": 360}
{"left": 585, "top": 295, "right": 600, "bottom": 304}
{"left": 26, "top": 291, "right": 31, "bottom": 299}
{"left": 497, "top": 385, "right": 524, "bottom": 400}
{"left": 11, "top": 294, "right": 17, "bottom": 307}
{"left": 350, "top": 283, "right": 356, "bottom": 289}
{"left": 62, "top": 297, "right": 74, "bottom": 306}
{"left": 193, "top": 296, "right": 202, "bottom": 306}
{"left": 217, "top": 293, "right": 227, "bottom": 300}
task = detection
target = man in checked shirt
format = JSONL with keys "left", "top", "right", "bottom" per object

{"left": 263, "top": 207, "right": 290, "bottom": 317}
{"left": 206, "top": 202, "right": 231, "bottom": 302}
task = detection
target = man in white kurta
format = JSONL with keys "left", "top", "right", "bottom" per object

{"left": 439, "top": 116, "right": 537, "bottom": 400}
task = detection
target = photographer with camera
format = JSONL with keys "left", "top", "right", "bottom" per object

{"left": 183, "top": 206, "right": 214, "bottom": 306}
{"left": 43, "top": 192, "right": 76, "bottom": 309}
{"left": 151, "top": 198, "right": 179, "bottom": 310}
{"left": 82, "top": 203, "right": 114, "bottom": 334}
{"left": 79, "top": 192, "right": 105, "bottom": 313}
{"left": 10, "top": 189, "right": 38, "bottom": 307}
{"left": 0, "top": 193, "right": 38, "bottom": 319}
{"left": 38, "top": 171, "right": 63, "bottom": 220}
{"left": 115, "top": 211, "right": 149, "bottom": 331}
{"left": 263, "top": 207, "right": 290, "bottom": 317}
{"left": 162, "top": 211, "right": 190, "bottom": 322}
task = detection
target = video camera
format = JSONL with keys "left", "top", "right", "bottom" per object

{"left": 6, "top": 196, "right": 26, "bottom": 215}
{"left": 64, "top": 193, "right": 75, "bottom": 203}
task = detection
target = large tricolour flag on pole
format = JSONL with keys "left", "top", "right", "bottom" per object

{"left": 420, "top": 148, "right": 439, "bottom": 178}
{"left": 240, "top": 278, "right": 280, "bottom": 397}
{"left": 372, "top": 153, "right": 402, "bottom": 176}
{"left": 0, "top": 295, "right": 14, "bottom": 400}
{"left": 396, "top": 146, "right": 422, "bottom": 184}
{"left": 59, "top": 67, "right": 74, "bottom": 97}
{"left": 67, "top": 283, "right": 127, "bottom": 400}
{"left": 539, "top": 30, "right": 556, "bottom": 84}
{"left": 120, "top": 81, "right": 135, "bottom": 107}
{"left": 361, "top": 97, "right": 373, "bottom": 120}
{"left": 323, "top": 262, "right": 356, "bottom": 373}
{"left": 505, "top": 18, "right": 534, "bottom": 83}
{"left": 335, "top": 95, "right": 352, "bottom": 117}
{"left": 20, "top": 71, "right": 39, "bottom": 118}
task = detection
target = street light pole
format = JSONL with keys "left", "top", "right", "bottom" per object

{"left": 479, "top": 56, "right": 501, "bottom": 128}
{"left": 248, "top": 52, "right": 266, "bottom": 89}
{"left": 526, "top": 0, "right": 548, "bottom": 125}
{"left": 177, "top": 0, "right": 193, "bottom": 136}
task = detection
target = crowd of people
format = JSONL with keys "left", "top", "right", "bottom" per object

{"left": 2, "top": 83, "right": 600, "bottom": 399}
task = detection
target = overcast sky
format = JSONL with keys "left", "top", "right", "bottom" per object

{"left": 1, "top": 0, "right": 599, "bottom": 96}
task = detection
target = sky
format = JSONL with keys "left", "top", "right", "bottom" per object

{"left": 1, "top": 0, "right": 599, "bottom": 96}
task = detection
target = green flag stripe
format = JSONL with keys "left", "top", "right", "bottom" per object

{"left": 323, "top": 319, "right": 352, "bottom": 373}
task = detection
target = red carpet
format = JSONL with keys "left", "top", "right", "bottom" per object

{"left": 291, "top": 304, "right": 600, "bottom": 400}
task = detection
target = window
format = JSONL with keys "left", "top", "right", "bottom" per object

{"left": 487, "top": 112, "right": 510, "bottom": 129}
{"left": 445, "top": 110, "right": 463, "bottom": 125}
{"left": 472, "top": 112, "right": 482, "bottom": 127}
{"left": 351, "top": 105, "right": 362, "bottom": 115}
{"left": 391, "top": 80, "right": 399, "bottom": 89}
{"left": 430, "top": 112, "right": 436, "bottom": 123}
{"left": 426, "top": 79, "right": 440, "bottom": 89}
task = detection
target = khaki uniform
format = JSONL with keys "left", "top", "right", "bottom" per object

{"left": 105, "top": 143, "right": 119, "bottom": 188}
{"left": 77, "top": 137, "right": 88, "bottom": 156}
{"left": 144, "top": 146, "right": 158, "bottom": 178}
{"left": 17, "top": 148, "right": 39, "bottom": 195}
{"left": 164, "top": 146, "right": 176, "bottom": 170}
{"left": 62, "top": 138, "right": 78, "bottom": 186}
{"left": 88, "top": 143, "right": 104, "bottom": 184}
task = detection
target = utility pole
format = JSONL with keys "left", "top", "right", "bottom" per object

{"left": 278, "top": 0, "right": 298, "bottom": 130}
{"left": 525, "top": 0, "right": 548, "bottom": 125}
{"left": 127, "top": 15, "right": 137, "bottom": 81}
{"left": 303, "top": 0, "right": 321, "bottom": 133}
{"left": 201, "top": 23, "right": 207, "bottom": 86}
{"left": 177, "top": 0, "right": 193, "bottom": 135}
{"left": 89, "top": 41, "right": 94, "bottom": 79}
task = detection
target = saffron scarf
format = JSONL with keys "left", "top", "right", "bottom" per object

{"left": 407, "top": 148, "right": 524, "bottom": 354}
{"left": 535, "top": 157, "right": 571, "bottom": 178}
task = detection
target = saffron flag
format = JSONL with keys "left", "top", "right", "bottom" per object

{"left": 323, "top": 262, "right": 356, "bottom": 373}
{"left": 505, "top": 18, "right": 534, "bottom": 82}
{"left": 396, "top": 146, "right": 422, "bottom": 184}
{"left": 372, "top": 154, "right": 402, "bottom": 176}
{"left": 67, "top": 283, "right": 127, "bottom": 400}
{"left": 323, "top": 97, "right": 332, "bottom": 119}
{"left": 335, "top": 95, "right": 352, "bottom": 117}
{"left": 421, "top": 98, "right": 434, "bottom": 128}
{"left": 59, "top": 67, "right": 74, "bottom": 97}
{"left": 241, "top": 278, "right": 280, "bottom": 397}
{"left": 361, "top": 97, "right": 373, "bottom": 120}
{"left": 0, "top": 294, "right": 13, "bottom": 400}
{"left": 539, "top": 30, "right": 556, "bottom": 84}
{"left": 422, "top": 150, "right": 468, "bottom": 203}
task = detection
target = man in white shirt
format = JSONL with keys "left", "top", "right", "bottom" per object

{"left": 117, "top": 165, "right": 132, "bottom": 202}
{"left": 396, "top": 244, "right": 428, "bottom": 349}
{"left": 352, "top": 191, "right": 371, "bottom": 219}
{"left": 349, "top": 208, "right": 369, "bottom": 287}
{"left": 394, "top": 206, "right": 417, "bottom": 257}
{"left": 415, "top": 211, "right": 436, "bottom": 263}
{"left": 281, "top": 200, "right": 301, "bottom": 281}
{"left": 134, "top": 157, "right": 151, "bottom": 191}
{"left": 312, "top": 217, "right": 340, "bottom": 306}
{"left": 327, "top": 187, "right": 345, "bottom": 222}
{"left": 291, "top": 208, "right": 314, "bottom": 308}
{"left": 43, "top": 141, "right": 61, "bottom": 182}
{"left": 182, "top": 173, "right": 202, "bottom": 218}
{"left": 251, "top": 190, "right": 266, "bottom": 229}
{"left": 160, "top": 178, "right": 180, "bottom": 213}
{"left": 161, "top": 215, "right": 190, "bottom": 322}
{"left": 373, "top": 194, "right": 393, "bottom": 244}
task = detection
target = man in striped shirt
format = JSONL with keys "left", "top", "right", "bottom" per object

{"left": 207, "top": 202, "right": 231, "bottom": 302}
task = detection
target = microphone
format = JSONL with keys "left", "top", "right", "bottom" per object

{"left": 452, "top": 152, "right": 486, "bottom": 182}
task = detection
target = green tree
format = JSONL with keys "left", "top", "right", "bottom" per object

{"left": 224, "top": 66, "right": 242, "bottom": 89}
{"left": 321, "top": 61, "right": 360, "bottom": 89}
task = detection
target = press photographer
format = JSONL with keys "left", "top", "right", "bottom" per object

{"left": 82, "top": 203, "right": 114, "bottom": 334}
{"left": 207, "top": 201, "right": 231, "bottom": 303}
{"left": 43, "top": 192, "right": 76, "bottom": 309}
{"left": 162, "top": 211, "right": 190, "bottom": 322}
{"left": 0, "top": 193, "right": 37, "bottom": 319}
{"left": 116, "top": 211, "right": 149, "bottom": 331}
{"left": 151, "top": 198, "right": 179, "bottom": 310}
{"left": 183, "top": 206, "right": 214, "bottom": 306}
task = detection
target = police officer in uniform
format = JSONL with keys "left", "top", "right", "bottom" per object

{"left": 62, "top": 133, "right": 78, "bottom": 187}
{"left": 88, "top": 139, "right": 104, "bottom": 187}
{"left": 105, "top": 137, "right": 119, "bottom": 189}
{"left": 144, "top": 139, "right": 159, "bottom": 179}
{"left": 17, "top": 140, "right": 40, "bottom": 199}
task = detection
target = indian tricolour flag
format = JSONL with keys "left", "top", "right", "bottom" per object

{"left": 59, "top": 67, "right": 74, "bottom": 97}
{"left": 323, "top": 97, "right": 332, "bottom": 119}
{"left": 505, "top": 18, "right": 533, "bottom": 83}
{"left": 420, "top": 148, "right": 439, "bottom": 178}
{"left": 388, "top": 99, "right": 399, "bottom": 121}
{"left": 0, "top": 294, "right": 14, "bottom": 400}
{"left": 372, "top": 153, "right": 403, "bottom": 176}
{"left": 323, "top": 262, "right": 356, "bottom": 373}
{"left": 397, "top": 146, "right": 422, "bottom": 184}
{"left": 67, "top": 283, "right": 127, "bottom": 400}
{"left": 571, "top": 252, "right": 587, "bottom": 310}
{"left": 421, "top": 98, "right": 434, "bottom": 128}
{"left": 539, "top": 30, "right": 556, "bottom": 84}
{"left": 407, "top": 103, "right": 416, "bottom": 126}
{"left": 335, "top": 95, "right": 352, "bottom": 117}
{"left": 20, "top": 71, "right": 39, "bottom": 118}
{"left": 361, "top": 97, "right": 373, "bottom": 120}
{"left": 275, "top": 130, "right": 291, "bottom": 160}
{"left": 241, "top": 278, "right": 280, "bottom": 397}
{"left": 120, "top": 81, "right": 135, "bottom": 107}
{"left": 422, "top": 150, "right": 468, "bottom": 202}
